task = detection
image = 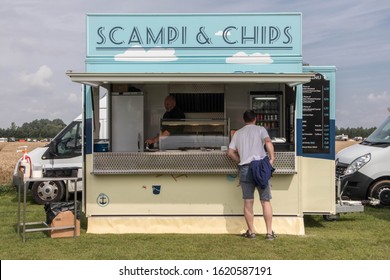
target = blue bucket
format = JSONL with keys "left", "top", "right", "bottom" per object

{"left": 94, "top": 142, "right": 109, "bottom": 152}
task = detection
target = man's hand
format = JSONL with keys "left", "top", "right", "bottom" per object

{"left": 227, "top": 148, "right": 240, "bottom": 163}
{"left": 145, "top": 138, "right": 156, "bottom": 145}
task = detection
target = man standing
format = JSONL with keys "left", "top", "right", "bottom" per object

{"left": 228, "top": 110, "right": 277, "bottom": 240}
{"left": 145, "top": 95, "right": 185, "bottom": 146}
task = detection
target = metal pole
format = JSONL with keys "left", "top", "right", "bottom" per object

{"left": 22, "top": 177, "right": 27, "bottom": 243}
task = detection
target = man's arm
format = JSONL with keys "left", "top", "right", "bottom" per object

{"left": 264, "top": 137, "right": 275, "bottom": 165}
{"left": 145, "top": 130, "right": 171, "bottom": 145}
{"left": 228, "top": 148, "right": 240, "bottom": 163}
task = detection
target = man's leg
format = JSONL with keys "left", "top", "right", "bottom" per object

{"left": 243, "top": 199, "right": 255, "bottom": 233}
{"left": 260, "top": 200, "right": 273, "bottom": 234}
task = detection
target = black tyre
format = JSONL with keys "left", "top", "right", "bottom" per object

{"left": 31, "top": 181, "right": 65, "bottom": 205}
{"left": 369, "top": 180, "right": 390, "bottom": 206}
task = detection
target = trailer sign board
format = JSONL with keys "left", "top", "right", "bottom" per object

{"left": 86, "top": 13, "right": 303, "bottom": 73}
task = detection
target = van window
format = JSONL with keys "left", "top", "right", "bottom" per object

{"left": 55, "top": 121, "right": 82, "bottom": 157}
{"left": 365, "top": 116, "right": 390, "bottom": 144}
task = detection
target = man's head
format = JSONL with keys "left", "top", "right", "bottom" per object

{"left": 164, "top": 95, "right": 176, "bottom": 112}
{"left": 243, "top": 110, "right": 256, "bottom": 124}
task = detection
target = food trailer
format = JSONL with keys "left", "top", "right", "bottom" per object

{"left": 66, "top": 13, "right": 336, "bottom": 235}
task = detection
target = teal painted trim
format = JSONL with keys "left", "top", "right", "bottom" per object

{"left": 85, "top": 86, "right": 93, "bottom": 119}
{"left": 83, "top": 85, "right": 93, "bottom": 155}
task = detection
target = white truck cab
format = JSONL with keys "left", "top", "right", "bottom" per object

{"left": 336, "top": 114, "right": 390, "bottom": 206}
{"left": 12, "top": 96, "right": 107, "bottom": 204}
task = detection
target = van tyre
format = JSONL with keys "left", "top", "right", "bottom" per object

{"left": 369, "top": 180, "right": 390, "bottom": 206}
{"left": 31, "top": 181, "right": 65, "bottom": 205}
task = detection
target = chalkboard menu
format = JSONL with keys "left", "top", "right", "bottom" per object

{"left": 302, "top": 73, "right": 330, "bottom": 154}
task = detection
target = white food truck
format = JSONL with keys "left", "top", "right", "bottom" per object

{"left": 64, "top": 12, "right": 343, "bottom": 236}
{"left": 20, "top": 13, "right": 355, "bottom": 235}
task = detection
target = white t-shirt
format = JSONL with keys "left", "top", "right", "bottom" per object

{"left": 229, "top": 124, "right": 270, "bottom": 165}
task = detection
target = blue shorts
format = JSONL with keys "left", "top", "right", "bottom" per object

{"left": 239, "top": 165, "right": 272, "bottom": 201}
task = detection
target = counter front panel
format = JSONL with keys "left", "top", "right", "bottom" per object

{"left": 93, "top": 151, "right": 296, "bottom": 175}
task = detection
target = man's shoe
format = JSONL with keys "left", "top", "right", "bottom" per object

{"left": 265, "top": 231, "right": 277, "bottom": 241}
{"left": 242, "top": 230, "right": 256, "bottom": 239}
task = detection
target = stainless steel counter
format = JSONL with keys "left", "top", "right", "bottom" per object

{"left": 92, "top": 150, "right": 296, "bottom": 175}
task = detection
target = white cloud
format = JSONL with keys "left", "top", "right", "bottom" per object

{"left": 114, "top": 45, "right": 178, "bottom": 62}
{"left": 367, "top": 91, "right": 389, "bottom": 103}
{"left": 226, "top": 52, "right": 273, "bottom": 64}
{"left": 19, "top": 65, "right": 53, "bottom": 89}
{"left": 67, "top": 92, "right": 80, "bottom": 103}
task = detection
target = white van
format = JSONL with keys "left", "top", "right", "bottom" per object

{"left": 12, "top": 96, "right": 107, "bottom": 204}
{"left": 336, "top": 114, "right": 390, "bottom": 206}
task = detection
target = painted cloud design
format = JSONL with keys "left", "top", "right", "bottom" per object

{"left": 215, "top": 30, "right": 231, "bottom": 36}
{"left": 226, "top": 52, "right": 273, "bottom": 64}
{"left": 114, "top": 45, "right": 178, "bottom": 62}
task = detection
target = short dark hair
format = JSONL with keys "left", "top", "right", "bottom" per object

{"left": 243, "top": 110, "right": 256, "bottom": 123}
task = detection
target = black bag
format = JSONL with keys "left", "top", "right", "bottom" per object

{"left": 44, "top": 201, "right": 81, "bottom": 224}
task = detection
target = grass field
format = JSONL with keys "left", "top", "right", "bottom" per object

{"left": 0, "top": 188, "right": 389, "bottom": 260}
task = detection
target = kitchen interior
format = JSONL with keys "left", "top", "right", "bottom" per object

{"left": 91, "top": 82, "right": 297, "bottom": 175}
{"left": 98, "top": 82, "right": 296, "bottom": 152}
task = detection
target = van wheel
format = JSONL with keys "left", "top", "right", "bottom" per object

{"left": 369, "top": 180, "right": 390, "bottom": 206}
{"left": 31, "top": 181, "right": 65, "bottom": 205}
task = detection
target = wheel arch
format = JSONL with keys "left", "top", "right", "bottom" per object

{"left": 366, "top": 175, "right": 390, "bottom": 197}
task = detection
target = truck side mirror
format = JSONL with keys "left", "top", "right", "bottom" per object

{"left": 42, "top": 140, "right": 57, "bottom": 159}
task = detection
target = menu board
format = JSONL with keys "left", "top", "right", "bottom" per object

{"left": 302, "top": 73, "right": 330, "bottom": 154}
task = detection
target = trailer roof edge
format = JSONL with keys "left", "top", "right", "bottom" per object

{"left": 65, "top": 72, "right": 315, "bottom": 87}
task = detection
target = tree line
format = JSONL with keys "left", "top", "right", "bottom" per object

{"left": 336, "top": 126, "right": 376, "bottom": 139}
{"left": 0, "top": 119, "right": 66, "bottom": 140}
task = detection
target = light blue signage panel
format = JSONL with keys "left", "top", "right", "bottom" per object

{"left": 86, "top": 13, "right": 302, "bottom": 73}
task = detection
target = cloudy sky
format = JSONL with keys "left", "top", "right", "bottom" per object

{"left": 1, "top": 0, "right": 389, "bottom": 129}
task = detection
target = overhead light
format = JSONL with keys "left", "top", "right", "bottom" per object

{"left": 254, "top": 97, "right": 278, "bottom": 100}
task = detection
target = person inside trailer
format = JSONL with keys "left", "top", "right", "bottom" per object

{"left": 145, "top": 95, "right": 185, "bottom": 147}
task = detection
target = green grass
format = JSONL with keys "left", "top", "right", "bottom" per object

{"left": 1, "top": 184, "right": 389, "bottom": 260}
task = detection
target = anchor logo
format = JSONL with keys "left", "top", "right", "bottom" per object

{"left": 97, "top": 193, "right": 110, "bottom": 207}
